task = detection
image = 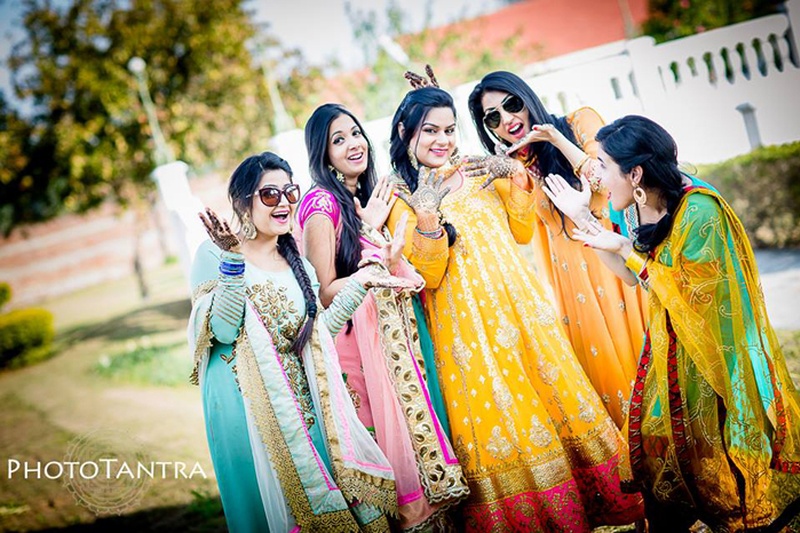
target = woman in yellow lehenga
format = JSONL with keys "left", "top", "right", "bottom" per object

{"left": 384, "top": 80, "right": 643, "bottom": 530}
{"left": 467, "top": 71, "right": 646, "bottom": 428}
{"left": 545, "top": 115, "right": 800, "bottom": 532}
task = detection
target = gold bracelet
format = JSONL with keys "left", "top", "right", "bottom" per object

{"left": 624, "top": 249, "right": 648, "bottom": 276}
{"left": 573, "top": 154, "right": 591, "bottom": 177}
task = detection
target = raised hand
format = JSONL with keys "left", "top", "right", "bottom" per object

{"left": 356, "top": 175, "right": 397, "bottom": 230}
{"left": 541, "top": 173, "right": 592, "bottom": 225}
{"left": 199, "top": 207, "right": 241, "bottom": 253}
{"left": 572, "top": 217, "right": 629, "bottom": 254}
{"left": 504, "top": 123, "right": 564, "bottom": 156}
{"left": 386, "top": 212, "right": 409, "bottom": 274}
{"left": 396, "top": 167, "right": 450, "bottom": 216}
{"left": 358, "top": 212, "right": 409, "bottom": 275}
{"left": 462, "top": 155, "right": 525, "bottom": 190}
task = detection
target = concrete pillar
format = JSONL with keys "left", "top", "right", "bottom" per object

{"left": 785, "top": 0, "right": 800, "bottom": 65}
{"left": 735, "top": 103, "right": 763, "bottom": 150}
{"left": 150, "top": 161, "right": 206, "bottom": 292}
{"left": 625, "top": 36, "right": 668, "bottom": 119}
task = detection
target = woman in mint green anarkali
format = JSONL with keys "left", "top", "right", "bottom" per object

{"left": 188, "top": 152, "right": 405, "bottom": 532}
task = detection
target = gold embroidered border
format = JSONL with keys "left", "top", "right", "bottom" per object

{"left": 309, "top": 322, "right": 399, "bottom": 516}
{"left": 456, "top": 418, "right": 630, "bottom": 483}
{"left": 373, "top": 289, "right": 470, "bottom": 506}
{"left": 191, "top": 280, "right": 216, "bottom": 305}
{"left": 189, "top": 305, "right": 214, "bottom": 386}
{"left": 190, "top": 281, "right": 218, "bottom": 385}
{"left": 458, "top": 420, "right": 627, "bottom": 496}
{"left": 560, "top": 419, "right": 628, "bottom": 470}
{"left": 236, "top": 330, "right": 362, "bottom": 532}
{"left": 467, "top": 454, "right": 574, "bottom": 504}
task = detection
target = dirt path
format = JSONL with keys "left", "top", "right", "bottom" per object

{"left": 0, "top": 265, "right": 221, "bottom": 531}
{"left": 755, "top": 249, "right": 800, "bottom": 330}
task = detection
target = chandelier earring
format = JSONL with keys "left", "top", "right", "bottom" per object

{"left": 241, "top": 211, "right": 257, "bottom": 241}
{"left": 407, "top": 145, "right": 419, "bottom": 170}
{"left": 328, "top": 165, "right": 346, "bottom": 184}
{"left": 632, "top": 186, "right": 648, "bottom": 206}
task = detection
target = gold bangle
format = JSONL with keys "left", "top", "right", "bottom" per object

{"left": 624, "top": 249, "right": 648, "bottom": 276}
{"left": 573, "top": 154, "right": 591, "bottom": 177}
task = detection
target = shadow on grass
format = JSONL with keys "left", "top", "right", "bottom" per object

{"left": 32, "top": 496, "right": 227, "bottom": 533}
{"left": 56, "top": 299, "right": 191, "bottom": 348}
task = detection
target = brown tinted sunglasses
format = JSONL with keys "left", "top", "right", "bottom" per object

{"left": 247, "top": 184, "right": 301, "bottom": 207}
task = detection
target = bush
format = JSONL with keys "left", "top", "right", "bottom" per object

{"left": 0, "top": 282, "right": 10, "bottom": 310}
{"left": 700, "top": 142, "right": 800, "bottom": 248}
{"left": 0, "top": 308, "right": 55, "bottom": 368}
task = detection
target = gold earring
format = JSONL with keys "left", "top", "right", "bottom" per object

{"left": 328, "top": 165, "right": 346, "bottom": 184}
{"left": 633, "top": 186, "right": 647, "bottom": 206}
{"left": 241, "top": 212, "right": 257, "bottom": 240}
{"left": 407, "top": 145, "right": 419, "bottom": 170}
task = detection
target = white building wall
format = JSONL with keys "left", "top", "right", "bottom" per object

{"left": 360, "top": 0, "right": 800, "bottom": 170}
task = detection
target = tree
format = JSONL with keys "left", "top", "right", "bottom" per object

{"left": 0, "top": 91, "right": 40, "bottom": 233}
{"left": 643, "top": 0, "right": 781, "bottom": 43}
{"left": 341, "top": 0, "right": 540, "bottom": 121}
{"left": 2, "top": 0, "right": 273, "bottom": 235}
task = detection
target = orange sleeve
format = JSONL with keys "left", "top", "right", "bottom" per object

{"left": 566, "top": 106, "right": 605, "bottom": 158}
{"left": 492, "top": 171, "right": 537, "bottom": 245}
{"left": 567, "top": 106, "right": 611, "bottom": 215}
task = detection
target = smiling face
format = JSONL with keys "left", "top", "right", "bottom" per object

{"left": 480, "top": 90, "right": 530, "bottom": 144}
{"left": 407, "top": 106, "right": 457, "bottom": 169}
{"left": 597, "top": 145, "right": 635, "bottom": 211}
{"left": 248, "top": 169, "right": 296, "bottom": 238}
{"left": 327, "top": 113, "right": 369, "bottom": 180}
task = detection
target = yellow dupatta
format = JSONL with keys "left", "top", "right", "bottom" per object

{"left": 632, "top": 186, "right": 800, "bottom": 527}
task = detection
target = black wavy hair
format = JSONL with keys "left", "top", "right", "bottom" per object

{"left": 467, "top": 71, "right": 579, "bottom": 188}
{"left": 228, "top": 151, "right": 317, "bottom": 355}
{"left": 389, "top": 87, "right": 457, "bottom": 246}
{"left": 596, "top": 115, "right": 685, "bottom": 253}
{"left": 304, "top": 104, "right": 377, "bottom": 278}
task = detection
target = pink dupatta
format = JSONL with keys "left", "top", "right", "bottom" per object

{"left": 299, "top": 189, "right": 468, "bottom": 530}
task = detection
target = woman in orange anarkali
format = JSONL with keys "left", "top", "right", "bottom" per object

{"left": 467, "top": 71, "right": 647, "bottom": 428}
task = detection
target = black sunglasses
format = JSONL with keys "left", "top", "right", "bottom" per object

{"left": 482, "top": 94, "right": 525, "bottom": 129}
{"left": 247, "top": 184, "right": 301, "bottom": 207}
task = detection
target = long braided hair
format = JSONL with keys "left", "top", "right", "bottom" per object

{"left": 228, "top": 152, "right": 318, "bottom": 355}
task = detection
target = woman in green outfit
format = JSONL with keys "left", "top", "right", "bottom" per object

{"left": 189, "top": 151, "right": 413, "bottom": 531}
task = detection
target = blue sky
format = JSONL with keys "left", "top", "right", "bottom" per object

{"left": 0, "top": 0, "right": 23, "bottom": 102}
